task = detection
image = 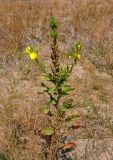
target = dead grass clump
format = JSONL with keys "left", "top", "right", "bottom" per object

{"left": 0, "top": 104, "right": 49, "bottom": 160}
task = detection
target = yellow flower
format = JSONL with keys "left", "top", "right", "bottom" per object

{"left": 29, "top": 52, "right": 38, "bottom": 60}
{"left": 25, "top": 46, "right": 33, "bottom": 54}
{"left": 76, "top": 54, "right": 81, "bottom": 59}
{"left": 75, "top": 52, "right": 81, "bottom": 60}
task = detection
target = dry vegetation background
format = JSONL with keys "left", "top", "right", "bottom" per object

{"left": 0, "top": 0, "right": 113, "bottom": 159}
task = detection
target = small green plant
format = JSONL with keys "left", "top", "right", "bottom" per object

{"left": 24, "top": 16, "right": 82, "bottom": 160}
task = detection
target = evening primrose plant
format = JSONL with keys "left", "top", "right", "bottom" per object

{"left": 24, "top": 16, "right": 82, "bottom": 160}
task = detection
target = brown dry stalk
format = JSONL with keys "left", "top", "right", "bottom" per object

{"left": 48, "top": 29, "right": 62, "bottom": 159}
{"left": 51, "top": 38, "right": 60, "bottom": 76}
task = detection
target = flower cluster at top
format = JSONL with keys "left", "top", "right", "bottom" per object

{"left": 24, "top": 46, "right": 39, "bottom": 60}
{"left": 24, "top": 42, "right": 82, "bottom": 62}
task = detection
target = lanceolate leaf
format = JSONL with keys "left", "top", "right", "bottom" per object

{"left": 41, "top": 83, "right": 56, "bottom": 94}
{"left": 58, "top": 67, "right": 69, "bottom": 84}
{"left": 49, "top": 95, "right": 56, "bottom": 105}
{"left": 61, "top": 85, "right": 74, "bottom": 95}
{"left": 50, "top": 16, "right": 58, "bottom": 30}
{"left": 46, "top": 73, "right": 56, "bottom": 84}
{"left": 61, "top": 105, "right": 70, "bottom": 112}
{"left": 48, "top": 86, "right": 56, "bottom": 94}
{"left": 61, "top": 99, "right": 74, "bottom": 112}
{"left": 41, "top": 83, "right": 57, "bottom": 104}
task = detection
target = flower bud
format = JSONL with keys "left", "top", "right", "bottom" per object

{"left": 76, "top": 42, "right": 82, "bottom": 51}
{"left": 25, "top": 46, "right": 33, "bottom": 54}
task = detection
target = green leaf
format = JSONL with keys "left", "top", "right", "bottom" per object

{"left": 65, "top": 115, "right": 76, "bottom": 122}
{"left": 48, "top": 87, "right": 56, "bottom": 94}
{"left": 61, "top": 85, "right": 74, "bottom": 95}
{"left": 50, "top": 99, "right": 56, "bottom": 105}
{"left": 61, "top": 99, "right": 74, "bottom": 112}
{"left": 58, "top": 67, "right": 69, "bottom": 84}
{"left": 49, "top": 96, "right": 56, "bottom": 105}
{"left": 49, "top": 30, "right": 58, "bottom": 39}
{"left": 42, "top": 127, "right": 54, "bottom": 136}
{"left": 49, "top": 16, "right": 58, "bottom": 30}
{"left": 61, "top": 105, "right": 70, "bottom": 112}
{"left": 46, "top": 73, "right": 56, "bottom": 83}
{"left": 41, "top": 83, "right": 57, "bottom": 101}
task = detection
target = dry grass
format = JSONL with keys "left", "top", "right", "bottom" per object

{"left": 0, "top": 0, "right": 113, "bottom": 53}
{"left": 0, "top": 0, "right": 113, "bottom": 160}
